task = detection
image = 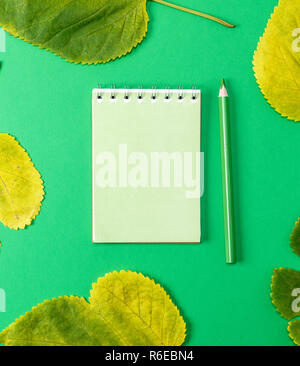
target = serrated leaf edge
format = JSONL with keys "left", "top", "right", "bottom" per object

{"left": 0, "top": 295, "right": 84, "bottom": 346}
{"left": 270, "top": 268, "right": 288, "bottom": 319}
{"left": 89, "top": 270, "right": 187, "bottom": 346}
{"left": 0, "top": 134, "right": 45, "bottom": 230}
{"left": 290, "top": 218, "right": 300, "bottom": 256}
{"left": 0, "top": 3, "right": 149, "bottom": 65}
{"left": 0, "top": 271, "right": 186, "bottom": 346}
{"left": 288, "top": 321, "right": 300, "bottom": 346}
{"left": 287, "top": 320, "right": 300, "bottom": 346}
{"left": 252, "top": 4, "right": 300, "bottom": 122}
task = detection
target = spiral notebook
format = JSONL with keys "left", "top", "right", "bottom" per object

{"left": 92, "top": 87, "right": 201, "bottom": 243}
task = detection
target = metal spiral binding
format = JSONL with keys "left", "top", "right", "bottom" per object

{"left": 151, "top": 86, "right": 157, "bottom": 100}
{"left": 110, "top": 85, "right": 116, "bottom": 99}
{"left": 178, "top": 85, "right": 184, "bottom": 100}
{"left": 165, "top": 86, "right": 170, "bottom": 100}
{"left": 138, "top": 85, "right": 143, "bottom": 100}
{"left": 192, "top": 86, "right": 197, "bottom": 100}
{"left": 97, "top": 84, "right": 102, "bottom": 100}
{"left": 95, "top": 85, "right": 199, "bottom": 101}
{"left": 124, "top": 86, "right": 129, "bottom": 100}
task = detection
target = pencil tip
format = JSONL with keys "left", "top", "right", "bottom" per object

{"left": 219, "top": 79, "right": 228, "bottom": 97}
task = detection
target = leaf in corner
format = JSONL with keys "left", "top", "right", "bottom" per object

{"left": 288, "top": 320, "right": 300, "bottom": 346}
{"left": 290, "top": 218, "right": 300, "bottom": 256}
{"left": 0, "top": 270, "right": 186, "bottom": 346}
{"left": 0, "top": 0, "right": 149, "bottom": 65}
{"left": 0, "top": 133, "right": 44, "bottom": 230}
{"left": 253, "top": 0, "right": 300, "bottom": 121}
{"left": 271, "top": 268, "right": 300, "bottom": 320}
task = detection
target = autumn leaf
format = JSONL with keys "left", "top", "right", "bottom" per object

{"left": 0, "top": 133, "right": 44, "bottom": 230}
{"left": 271, "top": 268, "right": 300, "bottom": 345}
{"left": 0, "top": 270, "right": 186, "bottom": 346}
{"left": 0, "top": 0, "right": 234, "bottom": 65}
{"left": 0, "top": 0, "right": 149, "bottom": 65}
{"left": 271, "top": 218, "right": 300, "bottom": 346}
{"left": 290, "top": 218, "right": 300, "bottom": 256}
{"left": 253, "top": 0, "right": 300, "bottom": 121}
{"left": 288, "top": 320, "right": 300, "bottom": 346}
{"left": 271, "top": 268, "right": 300, "bottom": 320}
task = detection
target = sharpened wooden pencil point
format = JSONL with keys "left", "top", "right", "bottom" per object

{"left": 219, "top": 80, "right": 228, "bottom": 97}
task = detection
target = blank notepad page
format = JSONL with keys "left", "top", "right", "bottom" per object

{"left": 92, "top": 88, "right": 201, "bottom": 243}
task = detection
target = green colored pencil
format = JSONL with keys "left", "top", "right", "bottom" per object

{"left": 218, "top": 79, "right": 236, "bottom": 264}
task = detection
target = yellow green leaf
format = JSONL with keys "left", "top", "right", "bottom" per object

{"left": 271, "top": 268, "right": 300, "bottom": 321}
{"left": 290, "top": 218, "right": 300, "bottom": 256}
{"left": 0, "top": 1, "right": 236, "bottom": 65}
{"left": 90, "top": 270, "right": 186, "bottom": 346}
{"left": 253, "top": 0, "right": 300, "bottom": 121}
{"left": 0, "top": 297, "right": 116, "bottom": 346}
{"left": 0, "top": 0, "right": 149, "bottom": 65}
{"left": 0, "top": 270, "right": 186, "bottom": 346}
{"left": 0, "top": 133, "right": 44, "bottom": 230}
{"left": 288, "top": 320, "right": 300, "bottom": 345}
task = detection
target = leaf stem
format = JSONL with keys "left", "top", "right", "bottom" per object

{"left": 151, "top": 0, "right": 235, "bottom": 28}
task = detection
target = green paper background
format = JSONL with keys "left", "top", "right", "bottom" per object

{"left": 0, "top": 0, "right": 299, "bottom": 346}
